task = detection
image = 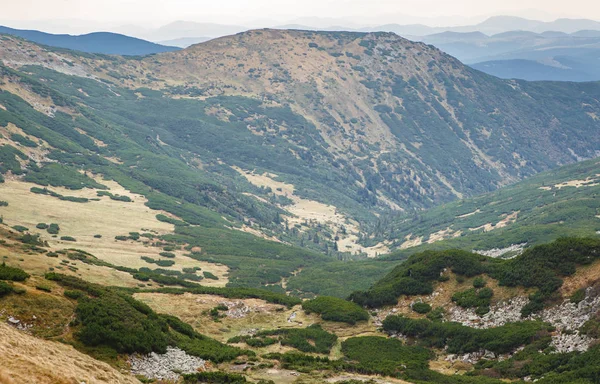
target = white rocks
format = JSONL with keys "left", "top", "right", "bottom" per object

{"left": 129, "top": 347, "right": 205, "bottom": 381}
{"left": 449, "top": 296, "right": 529, "bottom": 329}
{"left": 288, "top": 311, "right": 297, "bottom": 323}
{"left": 473, "top": 243, "right": 526, "bottom": 259}
{"left": 449, "top": 286, "right": 600, "bottom": 353}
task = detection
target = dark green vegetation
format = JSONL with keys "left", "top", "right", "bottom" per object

{"left": 383, "top": 315, "right": 550, "bottom": 354}
{"left": 452, "top": 287, "right": 493, "bottom": 315}
{"left": 265, "top": 336, "right": 502, "bottom": 383}
{"left": 183, "top": 372, "right": 248, "bottom": 384}
{"left": 97, "top": 190, "right": 132, "bottom": 202}
{"left": 229, "top": 324, "right": 337, "bottom": 354}
{"left": 302, "top": 296, "right": 369, "bottom": 324}
{"left": 46, "top": 273, "right": 249, "bottom": 361}
{"left": 0, "top": 262, "right": 30, "bottom": 281}
{"left": 0, "top": 263, "right": 28, "bottom": 297}
{"left": 473, "top": 338, "right": 600, "bottom": 383}
{"left": 30, "top": 187, "right": 89, "bottom": 203}
{"left": 411, "top": 302, "right": 432, "bottom": 314}
{"left": 351, "top": 238, "right": 600, "bottom": 314}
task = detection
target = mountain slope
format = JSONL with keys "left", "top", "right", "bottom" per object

{"left": 0, "top": 30, "right": 599, "bottom": 251}
{"left": 0, "top": 26, "right": 179, "bottom": 55}
{"left": 363, "top": 157, "right": 600, "bottom": 255}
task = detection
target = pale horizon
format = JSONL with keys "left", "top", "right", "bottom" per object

{"left": 0, "top": 0, "right": 598, "bottom": 35}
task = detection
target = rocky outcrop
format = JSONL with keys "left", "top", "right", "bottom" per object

{"left": 449, "top": 286, "right": 600, "bottom": 353}
{"left": 129, "top": 347, "right": 205, "bottom": 381}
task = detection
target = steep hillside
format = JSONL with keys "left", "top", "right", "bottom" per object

{"left": 144, "top": 29, "right": 600, "bottom": 209}
{"left": 0, "top": 26, "right": 179, "bottom": 55}
{"left": 2, "top": 30, "right": 599, "bottom": 220}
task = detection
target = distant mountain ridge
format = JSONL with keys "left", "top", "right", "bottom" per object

{"left": 415, "top": 30, "right": 600, "bottom": 81}
{"left": 0, "top": 25, "right": 179, "bottom": 55}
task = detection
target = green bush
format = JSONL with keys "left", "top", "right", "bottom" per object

{"left": 232, "top": 324, "right": 337, "bottom": 354}
{"left": 47, "top": 223, "right": 60, "bottom": 234}
{"left": 64, "top": 290, "right": 84, "bottom": 299}
{"left": 12, "top": 225, "right": 28, "bottom": 232}
{"left": 203, "top": 271, "right": 218, "bottom": 280}
{"left": 473, "top": 277, "right": 487, "bottom": 288}
{"left": 10, "top": 133, "right": 37, "bottom": 147}
{"left": 412, "top": 302, "right": 432, "bottom": 314}
{"left": 60, "top": 236, "right": 77, "bottom": 242}
{"left": 0, "top": 263, "right": 30, "bottom": 281}
{"left": 36, "top": 284, "right": 52, "bottom": 292}
{"left": 159, "top": 252, "right": 176, "bottom": 258}
{"left": 302, "top": 296, "right": 369, "bottom": 324}
{"left": 341, "top": 336, "right": 433, "bottom": 376}
{"left": 183, "top": 372, "right": 247, "bottom": 383}
{"left": 0, "top": 281, "right": 14, "bottom": 296}
{"left": 383, "top": 315, "right": 549, "bottom": 354}
{"left": 426, "top": 307, "right": 445, "bottom": 322}
{"left": 36, "top": 223, "right": 49, "bottom": 229}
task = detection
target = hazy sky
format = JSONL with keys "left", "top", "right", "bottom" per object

{"left": 2, "top": 0, "right": 599, "bottom": 26}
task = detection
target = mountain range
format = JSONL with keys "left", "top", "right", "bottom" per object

{"left": 0, "top": 25, "right": 179, "bottom": 55}
{"left": 414, "top": 30, "right": 600, "bottom": 82}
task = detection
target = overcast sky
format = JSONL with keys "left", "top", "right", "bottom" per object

{"left": 2, "top": 0, "right": 598, "bottom": 27}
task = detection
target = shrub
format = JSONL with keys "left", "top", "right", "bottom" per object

{"left": 159, "top": 252, "right": 176, "bottom": 258}
{"left": 341, "top": 336, "right": 432, "bottom": 375}
{"left": 303, "top": 296, "right": 369, "bottom": 324}
{"left": 64, "top": 290, "right": 84, "bottom": 299}
{"left": 203, "top": 271, "right": 218, "bottom": 280}
{"left": 0, "top": 281, "right": 14, "bottom": 296}
{"left": 452, "top": 287, "right": 494, "bottom": 315}
{"left": 47, "top": 223, "right": 60, "bottom": 234}
{"left": 60, "top": 236, "right": 77, "bottom": 242}
{"left": 426, "top": 307, "right": 445, "bottom": 322}
{"left": 473, "top": 277, "right": 487, "bottom": 288}
{"left": 12, "top": 225, "right": 28, "bottom": 232}
{"left": 382, "top": 315, "right": 549, "bottom": 354}
{"left": 183, "top": 372, "right": 247, "bottom": 383}
{"left": 233, "top": 324, "right": 337, "bottom": 354}
{"left": 36, "top": 223, "right": 49, "bottom": 229}
{"left": 36, "top": 284, "right": 52, "bottom": 292}
{"left": 0, "top": 263, "right": 30, "bottom": 281}
{"left": 412, "top": 302, "right": 432, "bottom": 314}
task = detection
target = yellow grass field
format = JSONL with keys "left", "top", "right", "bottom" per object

{"left": 0, "top": 179, "right": 228, "bottom": 286}
{"left": 0, "top": 323, "right": 139, "bottom": 384}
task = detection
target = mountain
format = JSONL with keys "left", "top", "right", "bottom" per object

{"left": 1, "top": 29, "right": 599, "bottom": 247}
{"left": 415, "top": 30, "right": 600, "bottom": 81}
{"left": 0, "top": 25, "right": 179, "bottom": 55}
{"left": 471, "top": 59, "right": 593, "bottom": 82}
